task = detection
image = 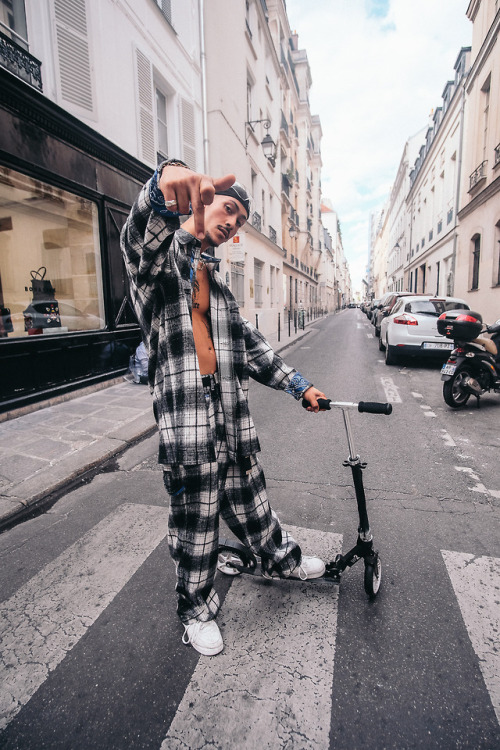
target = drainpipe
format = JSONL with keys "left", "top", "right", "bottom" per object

{"left": 199, "top": 0, "right": 209, "bottom": 173}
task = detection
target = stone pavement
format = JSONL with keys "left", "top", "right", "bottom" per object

{"left": 0, "top": 322, "right": 315, "bottom": 530}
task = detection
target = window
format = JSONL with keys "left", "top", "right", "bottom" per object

{"left": 481, "top": 75, "right": 491, "bottom": 163}
{"left": 270, "top": 266, "right": 275, "bottom": 305}
{"left": 254, "top": 259, "right": 263, "bottom": 307}
{"left": 471, "top": 235, "right": 480, "bottom": 290}
{"left": 0, "top": 0, "right": 28, "bottom": 48}
{"left": 155, "top": 88, "right": 169, "bottom": 163}
{"left": 230, "top": 262, "right": 245, "bottom": 306}
{"left": 0, "top": 168, "right": 104, "bottom": 339}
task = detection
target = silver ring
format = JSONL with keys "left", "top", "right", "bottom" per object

{"left": 165, "top": 199, "right": 178, "bottom": 208}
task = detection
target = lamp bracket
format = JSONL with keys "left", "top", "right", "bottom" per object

{"left": 245, "top": 118, "right": 271, "bottom": 148}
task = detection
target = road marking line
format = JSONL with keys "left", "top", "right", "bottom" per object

{"left": 441, "top": 430, "right": 456, "bottom": 447}
{"left": 162, "top": 526, "right": 343, "bottom": 750}
{"left": 441, "top": 551, "right": 500, "bottom": 725}
{"left": 0, "top": 503, "right": 169, "bottom": 731}
{"left": 380, "top": 376, "right": 402, "bottom": 403}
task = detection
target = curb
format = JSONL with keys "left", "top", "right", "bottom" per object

{"left": 0, "top": 325, "right": 314, "bottom": 532}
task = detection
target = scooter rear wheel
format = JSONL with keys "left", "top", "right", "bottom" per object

{"left": 443, "top": 366, "right": 472, "bottom": 408}
{"left": 364, "top": 555, "right": 382, "bottom": 598}
{"left": 217, "top": 542, "right": 256, "bottom": 576}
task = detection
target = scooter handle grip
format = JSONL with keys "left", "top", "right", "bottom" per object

{"left": 358, "top": 401, "right": 392, "bottom": 415}
{"left": 301, "top": 397, "right": 331, "bottom": 410}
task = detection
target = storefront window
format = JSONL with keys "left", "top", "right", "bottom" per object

{"left": 0, "top": 168, "right": 105, "bottom": 339}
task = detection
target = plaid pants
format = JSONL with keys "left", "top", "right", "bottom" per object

{"left": 163, "top": 375, "right": 301, "bottom": 624}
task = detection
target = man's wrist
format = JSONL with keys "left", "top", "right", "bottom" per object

{"left": 150, "top": 159, "right": 190, "bottom": 217}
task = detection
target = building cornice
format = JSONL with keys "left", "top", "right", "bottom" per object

{"left": 458, "top": 173, "right": 500, "bottom": 219}
{"left": 0, "top": 67, "right": 150, "bottom": 183}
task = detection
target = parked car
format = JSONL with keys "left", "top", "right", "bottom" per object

{"left": 367, "top": 299, "right": 381, "bottom": 321}
{"left": 379, "top": 295, "right": 470, "bottom": 365}
{"left": 373, "top": 292, "right": 424, "bottom": 337}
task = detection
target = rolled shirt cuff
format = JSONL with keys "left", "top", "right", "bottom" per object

{"left": 284, "top": 372, "right": 312, "bottom": 400}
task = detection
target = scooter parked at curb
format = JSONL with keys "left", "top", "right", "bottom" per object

{"left": 217, "top": 398, "right": 392, "bottom": 599}
{"left": 438, "top": 310, "right": 500, "bottom": 409}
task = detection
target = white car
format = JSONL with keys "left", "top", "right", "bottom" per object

{"left": 379, "top": 295, "right": 470, "bottom": 365}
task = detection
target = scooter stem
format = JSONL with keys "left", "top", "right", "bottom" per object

{"left": 341, "top": 408, "right": 372, "bottom": 539}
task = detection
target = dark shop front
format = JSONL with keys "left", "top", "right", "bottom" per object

{"left": 0, "top": 67, "right": 148, "bottom": 414}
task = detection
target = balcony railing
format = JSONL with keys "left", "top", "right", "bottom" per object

{"left": 495, "top": 143, "right": 500, "bottom": 168}
{"left": 469, "top": 160, "right": 487, "bottom": 192}
{"left": 0, "top": 30, "right": 42, "bottom": 92}
{"left": 281, "top": 173, "right": 290, "bottom": 197}
{"left": 268, "top": 225, "right": 277, "bottom": 244}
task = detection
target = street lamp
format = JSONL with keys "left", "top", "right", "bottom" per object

{"left": 245, "top": 118, "right": 277, "bottom": 166}
{"left": 289, "top": 224, "right": 298, "bottom": 239}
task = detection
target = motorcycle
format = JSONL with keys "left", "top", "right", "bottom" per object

{"left": 438, "top": 310, "right": 500, "bottom": 408}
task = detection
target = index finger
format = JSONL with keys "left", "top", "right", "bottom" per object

{"left": 192, "top": 173, "right": 236, "bottom": 239}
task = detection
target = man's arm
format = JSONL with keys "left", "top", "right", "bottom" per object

{"left": 242, "top": 319, "right": 327, "bottom": 411}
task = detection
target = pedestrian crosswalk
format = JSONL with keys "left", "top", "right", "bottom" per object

{"left": 162, "top": 526, "right": 342, "bottom": 749}
{"left": 442, "top": 550, "right": 500, "bottom": 726}
{"left": 0, "top": 504, "right": 169, "bottom": 731}
{"left": 1, "top": 504, "right": 499, "bottom": 748}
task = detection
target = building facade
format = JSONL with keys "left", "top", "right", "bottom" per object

{"left": 0, "top": 0, "right": 205, "bottom": 411}
{"left": 367, "top": 2, "right": 499, "bottom": 323}
{"left": 406, "top": 47, "right": 471, "bottom": 299}
{"left": 0, "top": 0, "right": 352, "bottom": 412}
{"left": 454, "top": 0, "right": 500, "bottom": 322}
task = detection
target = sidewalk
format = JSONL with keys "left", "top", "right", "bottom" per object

{"left": 0, "top": 322, "right": 315, "bottom": 530}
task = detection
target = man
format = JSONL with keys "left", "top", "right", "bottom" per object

{"left": 121, "top": 159, "right": 327, "bottom": 656}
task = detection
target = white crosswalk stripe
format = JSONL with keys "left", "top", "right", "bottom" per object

{"left": 161, "top": 526, "right": 343, "bottom": 750}
{"left": 0, "top": 503, "right": 169, "bottom": 731}
{"left": 2, "top": 504, "right": 499, "bottom": 746}
{"left": 441, "top": 551, "right": 500, "bottom": 725}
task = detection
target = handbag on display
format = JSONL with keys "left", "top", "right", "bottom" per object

{"left": 23, "top": 267, "right": 61, "bottom": 333}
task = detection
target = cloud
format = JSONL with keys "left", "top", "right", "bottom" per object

{"left": 285, "top": 0, "right": 472, "bottom": 292}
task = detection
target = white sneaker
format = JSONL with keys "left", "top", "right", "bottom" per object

{"left": 182, "top": 620, "right": 223, "bottom": 656}
{"left": 289, "top": 556, "right": 325, "bottom": 580}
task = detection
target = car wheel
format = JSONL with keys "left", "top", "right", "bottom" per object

{"left": 378, "top": 335, "right": 385, "bottom": 351}
{"left": 385, "top": 339, "right": 398, "bottom": 365}
{"left": 375, "top": 326, "right": 380, "bottom": 337}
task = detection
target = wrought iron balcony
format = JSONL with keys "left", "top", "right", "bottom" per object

{"left": 469, "top": 160, "right": 487, "bottom": 192}
{"left": 268, "top": 225, "right": 277, "bottom": 244}
{"left": 495, "top": 143, "right": 500, "bottom": 168}
{"left": 0, "top": 30, "right": 42, "bottom": 92}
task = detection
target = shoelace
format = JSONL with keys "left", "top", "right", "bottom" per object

{"left": 182, "top": 621, "right": 211, "bottom": 645}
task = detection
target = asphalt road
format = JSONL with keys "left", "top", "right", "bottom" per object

{"left": 1, "top": 308, "right": 499, "bottom": 749}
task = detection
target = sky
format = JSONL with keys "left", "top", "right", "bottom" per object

{"left": 285, "top": 0, "right": 473, "bottom": 295}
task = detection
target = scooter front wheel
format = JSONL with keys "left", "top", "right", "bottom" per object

{"left": 364, "top": 555, "right": 382, "bottom": 598}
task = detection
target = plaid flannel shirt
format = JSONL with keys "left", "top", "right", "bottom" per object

{"left": 120, "top": 175, "right": 312, "bottom": 465}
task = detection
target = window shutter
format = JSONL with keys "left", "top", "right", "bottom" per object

{"left": 158, "top": 0, "right": 172, "bottom": 24}
{"left": 135, "top": 49, "right": 155, "bottom": 165}
{"left": 54, "top": 0, "right": 93, "bottom": 112}
{"left": 181, "top": 98, "right": 197, "bottom": 171}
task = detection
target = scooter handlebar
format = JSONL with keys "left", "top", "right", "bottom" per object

{"left": 301, "top": 398, "right": 392, "bottom": 415}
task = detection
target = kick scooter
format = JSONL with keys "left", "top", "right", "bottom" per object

{"left": 217, "top": 398, "right": 392, "bottom": 599}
